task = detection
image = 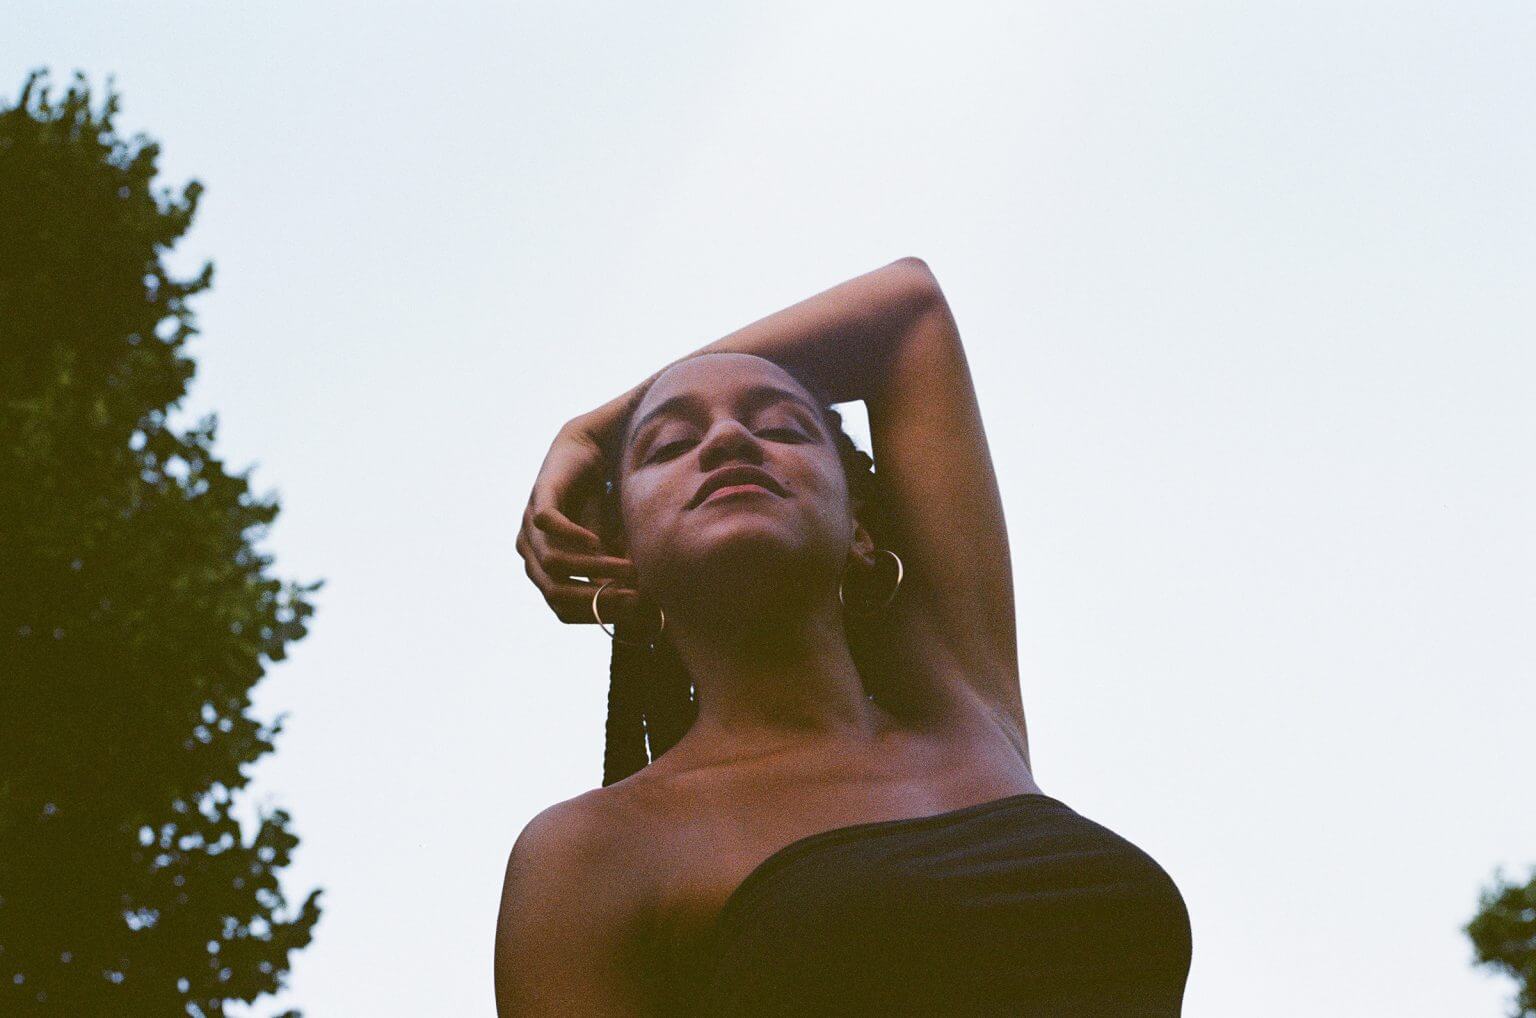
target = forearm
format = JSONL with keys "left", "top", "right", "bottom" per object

{"left": 572, "top": 257, "right": 942, "bottom": 447}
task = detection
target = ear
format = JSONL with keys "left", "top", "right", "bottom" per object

{"left": 848, "top": 513, "right": 878, "bottom": 571}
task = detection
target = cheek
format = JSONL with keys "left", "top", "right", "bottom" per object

{"left": 617, "top": 475, "right": 667, "bottom": 543}
{"left": 813, "top": 457, "right": 851, "bottom": 505}
{"left": 616, "top": 485, "right": 643, "bottom": 536}
{"left": 625, "top": 470, "right": 663, "bottom": 508}
{"left": 797, "top": 467, "right": 852, "bottom": 531}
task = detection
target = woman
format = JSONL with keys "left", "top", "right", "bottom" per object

{"left": 498, "top": 258, "right": 1192, "bottom": 1015}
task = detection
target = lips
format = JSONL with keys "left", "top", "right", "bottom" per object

{"left": 690, "top": 466, "right": 786, "bottom": 509}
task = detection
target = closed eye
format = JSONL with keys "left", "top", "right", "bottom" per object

{"left": 649, "top": 429, "right": 806, "bottom": 462}
{"left": 651, "top": 440, "right": 693, "bottom": 460}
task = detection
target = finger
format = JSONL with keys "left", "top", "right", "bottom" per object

{"left": 523, "top": 549, "right": 638, "bottom": 624}
{"left": 531, "top": 503, "right": 600, "bottom": 550}
{"left": 519, "top": 514, "right": 632, "bottom": 581}
{"left": 542, "top": 551, "right": 637, "bottom": 584}
{"left": 514, "top": 526, "right": 537, "bottom": 567}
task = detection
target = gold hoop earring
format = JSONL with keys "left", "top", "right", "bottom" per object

{"left": 593, "top": 580, "right": 666, "bottom": 649}
{"left": 838, "top": 548, "right": 904, "bottom": 617}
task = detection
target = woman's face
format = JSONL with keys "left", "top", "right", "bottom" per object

{"left": 614, "top": 353, "right": 860, "bottom": 601}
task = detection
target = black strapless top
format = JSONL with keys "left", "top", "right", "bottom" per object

{"left": 665, "top": 792, "right": 1192, "bottom": 1016}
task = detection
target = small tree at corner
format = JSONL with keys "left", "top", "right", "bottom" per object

{"left": 1466, "top": 865, "right": 1536, "bottom": 1018}
{"left": 0, "top": 70, "right": 322, "bottom": 1016}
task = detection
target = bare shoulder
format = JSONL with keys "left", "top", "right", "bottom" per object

{"left": 494, "top": 785, "right": 665, "bottom": 1016}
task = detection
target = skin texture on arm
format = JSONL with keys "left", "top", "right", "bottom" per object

{"left": 575, "top": 257, "right": 938, "bottom": 437}
{"left": 570, "top": 257, "right": 1028, "bottom": 757}
{"left": 862, "top": 276, "right": 1027, "bottom": 748}
{"left": 494, "top": 799, "right": 656, "bottom": 1017}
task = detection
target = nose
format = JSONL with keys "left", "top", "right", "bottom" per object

{"left": 695, "top": 417, "right": 765, "bottom": 471}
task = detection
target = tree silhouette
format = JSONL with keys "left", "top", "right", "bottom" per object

{"left": 0, "top": 70, "right": 322, "bottom": 1016}
{"left": 1467, "top": 865, "right": 1536, "bottom": 1018}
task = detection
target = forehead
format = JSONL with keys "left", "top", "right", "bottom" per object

{"left": 630, "top": 355, "right": 820, "bottom": 434}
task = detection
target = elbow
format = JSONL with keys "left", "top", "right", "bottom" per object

{"left": 890, "top": 256, "right": 944, "bottom": 310}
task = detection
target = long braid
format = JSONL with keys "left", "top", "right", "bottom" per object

{"left": 597, "top": 370, "right": 895, "bottom": 788}
{"left": 600, "top": 628, "right": 653, "bottom": 788}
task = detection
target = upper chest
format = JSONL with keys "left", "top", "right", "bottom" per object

{"left": 628, "top": 708, "right": 1041, "bottom": 999}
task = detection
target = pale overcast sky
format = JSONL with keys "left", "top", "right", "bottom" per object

{"left": 12, "top": 2, "right": 1535, "bottom": 1015}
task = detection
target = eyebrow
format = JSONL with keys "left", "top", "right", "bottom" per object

{"left": 629, "top": 383, "right": 823, "bottom": 449}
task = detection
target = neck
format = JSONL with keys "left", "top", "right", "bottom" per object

{"left": 663, "top": 596, "right": 888, "bottom": 759}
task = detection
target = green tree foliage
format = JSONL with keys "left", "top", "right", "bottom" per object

{"left": 1467, "top": 866, "right": 1536, "bottom": 1018}
{"left": 0, "top": 70, "right": 322, "bottom": 1016}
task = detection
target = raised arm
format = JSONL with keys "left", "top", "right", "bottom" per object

{"left": 565, "top": 257, "right": 1028, "bottom": 761}
{"left": 576, "top": 257, "right": 939, "bottom": 432}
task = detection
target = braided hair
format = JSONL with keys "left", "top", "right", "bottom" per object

{"left": 594, "top": 360, "right": 901, "bottom": 787}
